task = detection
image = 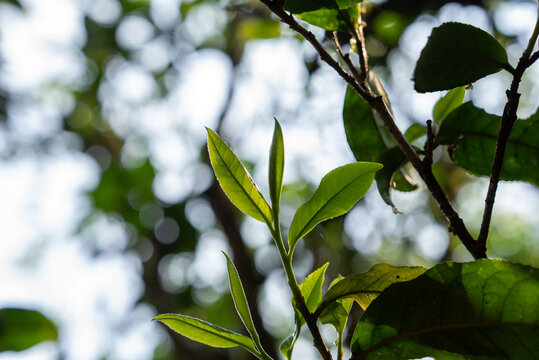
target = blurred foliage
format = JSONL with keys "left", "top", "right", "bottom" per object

{"left": 0, "top": 308, "right": 57, "bottom": 352}
{"left": 0, "top": 0, "right": 537, "bottom": 358}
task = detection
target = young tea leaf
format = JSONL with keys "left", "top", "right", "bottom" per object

{"left": 288, "top": 162, "right": 382, "bottom": 252}
{"left": 433, "top": 86, "right": 466, "bottom": 124}
{"left": 438, "top": 102, "right": 539, "bottom": 186}
{"left": 207, "top": 128, "right": 273, "bottom": 225}
{"left": 154, "top": 314, "right": 258, "bottom": 354}
{"left": 414, "top": 22, "right": 508, "bottom": 92}
{"left": 269, "top": 119, "right": 284, "bottom": 218}
{"left": 351, "top": 259, "right": 539, "bottom": 359}
{"left": 0, "top": 308, "right": 57, "bottom": 352}
{"left": 223, "top": 253, "right": 264, "bottom": 353}
{"left": 298, "top": 262, "right": 330, "bottom": 313}
{"left": 317, "top": 264, "right": 426, "bottom": 314}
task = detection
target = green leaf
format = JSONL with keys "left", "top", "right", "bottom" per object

{"left": 223, "top": 253, "right": 263, "bottom": 352}
{"left": 319, "top": 299, "right": 353, "bottom": 334}
{"left": 299, "top": 262, "right": 330, "bottom": 313}
{"left": 206, "top": 128, "right": 273, "bottom": 225}
{"left": 413, "top": 22, "right": 508, "bottom": 92}
{"left": 343, "top": 85, "right": 388, "bottom": 163}
{"left": 317, "top": 264, "right": 426, "bottom": 313}
{"left": 283, "top": 0, "right": 362, "bottom": 14}
{"left": 319, "top": 276, "right": 353, "bottom": 334}
{"left": 288, "top": 162, "right": 382, "bottom": 251}
{"left": 297, "top": 7, "right": 359, "bottom": 31}
{"left": 404, "top": 123, "right": 427, "bottom": 143}
{"left": 438, "top": 102, "right": 539, "bottom": 186}
{"left": 433, "top": 86, "right": 466, "bottom": 124}
{"left": 351, "top": 259, "right": 539, "bottom": 359}
{"left": 0, "top": 308, "right": 57, "bottom": 352}
{"left": 269, "top": 119, "right": 284, "bottom": 218}
{"left": 154, "top": 314, "right": 258, "bottom": 354}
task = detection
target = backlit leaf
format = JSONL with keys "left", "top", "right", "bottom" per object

{"left": 433, "top": 86, "right": 466, "bottom": 124}
{"left": 288, "top": 162, "right": 382, "bottom": 251}
{"left": 317, "top": 264, "right": 426, "bottom": 313}
{"left": 351, "top": 259, "right": 539, "bottom": 359}
{"left": 299, "top": 263, "right": 330, "bottom": 313}
{"left": 207, "top": 128, "right": 273, "bottom": 225}
{"left": 269, "top": 119, "right": 284, "bottom": 217}
{"left": 223, "top": 253, "right": 262, "bottom": 351}
{"left": 414, "top": 22, "right": 508, "bottom": 92}
{"left": 154, "top": 314, "right": 258, "bottom": 354}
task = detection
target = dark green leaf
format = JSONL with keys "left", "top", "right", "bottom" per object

{"left": 207, "top": 128, "right": 273, "bottom": 225}
{"left": 351, "top": 259, "right": 539, "bottom": 359}
{"left": 269, "top": 119, "right": 284, "bottom": 218}
{"left": 438, "top": 102, "right": 539, "bottom": 186}
{"left": 297, "top": 7, "right": 358, "bottom": 31}
{"left": 223, "top": 253, "right": 262, "bottom": 351}
{"left": 154, "top": 314, "right": 258, "bottom": 354}
{"left": 283, "top": 0, "right": 362, "bottom": 14}
{"left": 288, "top": 162, "right": 382, "bottom": 251}
{"left": 343, "top": 86, "right": 388, "bottom": 163}
{"left": 317, "top": 264, "right": 426, "bottom": 313}
{"left": 433, "top": 86, "right": 466, "bottom": 124}
{"left": 0, "top": 308, "right": 57, "bottom": 352}
{"left": 414, "top": 22, "right": 508, "bottom": 92}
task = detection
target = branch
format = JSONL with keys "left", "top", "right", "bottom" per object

{"left": 476, "top": 11, "right": 539, "bottom": 248}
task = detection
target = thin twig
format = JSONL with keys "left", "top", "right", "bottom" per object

{"left": 332, "top": 31, "right": 362, "bottom": 84}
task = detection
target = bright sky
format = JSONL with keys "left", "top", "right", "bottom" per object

{"left": 0, "top": 0, "right": 538, "bottom": 359}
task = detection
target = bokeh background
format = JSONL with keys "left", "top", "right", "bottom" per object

{"left": 0, "top": 0, "right": 538, "bottom": 359}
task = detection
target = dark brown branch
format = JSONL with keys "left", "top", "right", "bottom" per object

{"left": 527, "top": 50, "right": 539, "bottom": 67}
{"left": 260, "top": 0, "right": 484, "bottom": 259}
{"left": 476, "top": 55, "right": 529, "bottom": 247}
